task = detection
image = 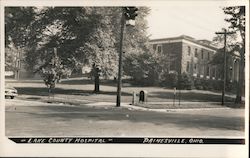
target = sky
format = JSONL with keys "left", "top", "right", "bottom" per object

{"left": 146, "top": 4, "right": 229, "bottom": 41}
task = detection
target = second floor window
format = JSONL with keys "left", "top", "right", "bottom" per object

{"left": 153, "top": 44, "right": 157, "bottom": 51}
{"left": 188, "top": 46, "right": 191, "bottom": 56}
{"left": 201, "top": 50, "right": 204, "bottom": 59}
{"left": 157, "top": 45, "right": 162, "bottom": 53}
{"left": 195, "top": 48, "right": 198, "bottom": 57}
{"left": 194, "top": 63, "right": 197, "bottom": 70}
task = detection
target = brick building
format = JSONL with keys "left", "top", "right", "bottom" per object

{"left": 149, "top": 35, "right": 240, "bottom": 82}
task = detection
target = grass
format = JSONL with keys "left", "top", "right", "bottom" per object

{"left": 6, "top": 78, "right": 240, "bottom": 108}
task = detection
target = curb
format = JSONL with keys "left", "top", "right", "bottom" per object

{"left": 17, "top": 95, "right": 241, "bottom": 113}
{"left": 123, "top": 104, "right": 232, "bottom": 113}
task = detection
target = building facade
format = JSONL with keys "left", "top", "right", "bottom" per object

{"left": 150, "top": 35, "right": 240, "bottom": 82}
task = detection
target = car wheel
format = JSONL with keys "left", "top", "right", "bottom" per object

{"left": 10, "top": 96, "right": 14, "bottom": 99}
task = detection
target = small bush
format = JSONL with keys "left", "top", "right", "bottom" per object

{"left": 160, "top": 73, "right": 178, "bottom": 88}
{"left": 194, "top": 78, "right": 203, "bottom": 90}
{"left": 177, "top": 73, "right": 193, "bottom": 90}
{"left": 226, "top": 81, "right": 237, "bottom": 92}
{"left": 193, "top": 78, "right": 223, "bottom": 91}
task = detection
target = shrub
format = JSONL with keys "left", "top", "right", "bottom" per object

{"left": 177, "top": 73, "right": 193, "bottom": 90}
{"left": 193, "top": 78, "right": 223, "bottom": 91}
{"left": 160, "top": 72, "right": 178, "bottom": 88}
{"left": 201, "top": 79, "right": 213, "bottom": 90}
{"left": 226, "top": 81, "right": 237, "bottom": 92}
{"left": 194, "top": 78, "right": 203, "bottom": 90}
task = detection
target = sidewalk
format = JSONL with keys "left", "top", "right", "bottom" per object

{"left": 16, "top": 94, "right": 238, "bottom": 113}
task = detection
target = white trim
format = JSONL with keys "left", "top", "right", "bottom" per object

{"left": 182, "top": 39, "right": 217, "bottom": 52}
{"left": 150, "top": 39, "right": 182, "bottom": 45}
{"left": 150, "top": 39, "right": 217, "bottom": 52}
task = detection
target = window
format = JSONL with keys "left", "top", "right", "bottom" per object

{"left": 201, "top": 50, "right": 204, "bottom": 59}
{"left": 206, "top": 66, "right": 210, "bottom": 76}
{"left": 188, "top": 46, "right": 191, "bottom": 55}
{"left": 208, "top": 52, "right": 210, "bottom": 60}
{"left": 157, "top": 45, "right": 162, "bottom": 53}
{"left": 16, "top": 60, "right": 20, "bottom": 68}
{"left": 195, "top": 48, "right": 198, "bottom": 57}
{"left": 186, "top": 61, "right": 190, "bottom": 72}
{"left": 153, "top": 44, "right": 157, "bottom": 51}
{"left": 212, "top": 67, "right": 216, "bottom": 78}
{"left": 194, "top": 64, "right": 197, "bottom": 70}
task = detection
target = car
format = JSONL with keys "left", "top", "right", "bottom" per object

{"left": 5, "top": 85, "right": 18, "bottom": 99}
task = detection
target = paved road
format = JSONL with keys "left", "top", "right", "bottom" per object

{"left": 5, "top": 98, "right": 245, "bottom": 137}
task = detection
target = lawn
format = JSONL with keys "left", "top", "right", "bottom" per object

{"left": 6, "top": 77, "right": 238, "bottom": 106}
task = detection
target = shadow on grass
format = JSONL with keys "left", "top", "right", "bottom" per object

{"left": 16, "top": 87, "right": 131, "bottom": 97}
{"left": 60, "top": 79, "right": 93, "bottom": 85}
{"left": 60, "top": 78, "right": 135, "bottom": 87}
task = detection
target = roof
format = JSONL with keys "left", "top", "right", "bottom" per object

{"left": 149, "top": 35, "right": 218, "bottom": 51}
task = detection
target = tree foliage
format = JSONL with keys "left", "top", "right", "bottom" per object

{"left": 123, "top": 50, "right": 161, "bottom": 85}
{"left": 223, "top": 6, "right": 245, "bottom": 104}
{"left": 39, "top": 49, "right": 71, "bottom": 92}
{"left": 224, "top": 6, "right": 245, "bottom": 44}
{"left": 5, "top": 7, "right": 37, "bottom": 47}
{"left": 5, "top": 7, "right": 151, "bottom": 82}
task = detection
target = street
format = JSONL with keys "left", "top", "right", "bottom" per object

{"left": 5, "top": 98, "right": 245, "bottom": 137}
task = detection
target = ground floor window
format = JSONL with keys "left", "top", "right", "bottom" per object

{"left": 206, "top": 66, "right": 210, "bottom": 77}
{"left": 186, "top": 61, "right": 190, "bottom": 72}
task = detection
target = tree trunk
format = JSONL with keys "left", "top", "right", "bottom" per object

{"left": 93, "top": 66, "right": 100, "bottom": 93}
{"left": 94, "top": 73, "right": 100, "bottom": 93}
{"left": 235, "top": 51, "right": 244, "bottom": 104}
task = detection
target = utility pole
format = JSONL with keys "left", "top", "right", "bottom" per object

{"left": 116, "top": 7, "right": 138, "bottom": 107}
{"left": 215, "top": 29, "right": 234, "bottom": 105}
{"left": 116, "top": 9, "right": 126, "bottom": 107}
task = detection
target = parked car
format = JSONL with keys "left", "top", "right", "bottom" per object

{"left": 5, "top": 85, "right": 18, "bottom": 99}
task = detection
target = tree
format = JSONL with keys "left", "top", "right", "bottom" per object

{"left": 5, "top": 7, "right": 151, "bottom": 91}
{"left": 211, "top": 32, "right": 239, "bottom": 89}
{"left": 39, "top": 48, "right": 70, "bottom": 95}
{"left": 123, "top": 50, "right": 161, "bottom": 86}
{"left": 5, "top": 7, "right": 38, "bottom": 77}
{"left": 121, "top": 7, "right": 163, "bottom": 85}
{"left": 223, "top": 6, "right": 245, "bottom": 103}
{"left": 81, "top": 7, "right": 118, "bottom": 79}
{"left": 5, "top": 7, "right": 37, "bottom": 48}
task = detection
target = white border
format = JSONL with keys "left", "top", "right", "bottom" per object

{"left": 0, "top": 0, "right": 249, "bottom": 157}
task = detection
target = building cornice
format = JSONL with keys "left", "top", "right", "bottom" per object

{"left": 149, "top": 36, "right": 218, "bottom": 52}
